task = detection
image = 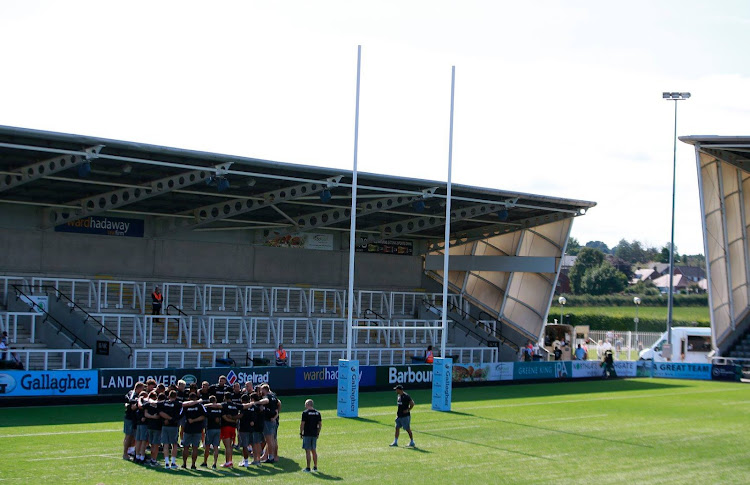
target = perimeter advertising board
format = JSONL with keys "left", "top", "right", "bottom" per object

{"left": 0, "top": 370, "right": 97, "bottom": 397}
{"left": 431, "top": 358, "right": 452, "bottom": 412}
{"left": 295, "top": 365, "right": 376, "bottom": 389}
{"left": 513, "top": 361, "right": 572, "bottom": 380}
{"left": 652, "top": 362, "right": 712, "bottom": 380}
{"left": 711, "top": 364, "right": 742, "bottom": 382}
{"left": 571, "top": 361, "right": 637, "bottom": 378}
{"left": 98, "top": 368, "right": 203, "bottom": 395}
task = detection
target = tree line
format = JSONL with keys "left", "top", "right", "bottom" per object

{"left": 565, "top": 238, "right": 705, "bottom": 296}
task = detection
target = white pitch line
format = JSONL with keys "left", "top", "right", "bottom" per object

{"left": 0, "top": 428, "right": 118, "bottom": 438}
{"left": 537, "top": 414, "right": 608, "bottom": 422}
{"left": 27, "top": 453, "right": 121, "bottom": 462}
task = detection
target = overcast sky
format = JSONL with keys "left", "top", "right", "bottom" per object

{"left": 2, "top": 0, "right": 750, "bottom": 255}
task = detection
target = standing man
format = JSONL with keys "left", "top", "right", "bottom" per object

{"left": 425, "top": 345, "right": 434, "bottom": 364}
{"left": 575, "top": 344, "right": 585, "bottom": 360}
{"left": 390, "top": 385, "right": 415, "bottom": 448}
{"left": 151, "top": 286, "right": 163, "bottom": 316}
{"left": 300, "top": 399, "right": 322, "bottom": 473}
{"left": 123, "top": 381, "right": 144, "bottom": 460}
{"left": 200, "top": 395, "right": 223, "bottom": 469}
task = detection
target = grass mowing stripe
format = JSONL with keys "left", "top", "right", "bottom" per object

{"left": 0, "top": 428, "right": 119, "bottom": 438}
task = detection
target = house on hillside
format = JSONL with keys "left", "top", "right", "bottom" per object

{"left": 652, "top": 273, "right": 691, "bottom": 293}
{"left": 632, "top": 268, "right": 659, "bottom": 284}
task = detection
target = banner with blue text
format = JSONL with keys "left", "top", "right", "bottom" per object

{"left": 337, "top": 360, "right": 359, "bottom": 418}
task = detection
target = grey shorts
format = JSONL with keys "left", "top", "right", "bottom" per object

{"left": 183, "top": 432, "right": 202, "bottom": 448}
{"left": 205, "top": 428, "right": 221, "bottom": 448}
{"left": 238, "top": 432, "right": 252, "bottom": 448}
{"left": 161, "top": 426, "right": 179, "bottom": 445}
{"left": 123, "top": 419, "right": 134, "bottom": 436}
{"left": 263, "top": 421, "right": 278, "bottom": 437}
{"left": 252, "top": 431, "right": 264, "bottom": 444}
{"left": 302, "top": 436, "right": 318, "bottom": 450}
{"left": 395, "top": 415, "right": 411, "bottom": 430}
{"left": 148, "top": 429, "right": 162, "bottom": 445}
{"left": 136, "top": 424, "right": 149, "bottom": 441}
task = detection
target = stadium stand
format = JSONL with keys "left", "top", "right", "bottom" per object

{"left": 3, "top": 275, "right": 505, "bottom": 369}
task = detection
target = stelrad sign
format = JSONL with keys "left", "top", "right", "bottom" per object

{"left": 0, "top": 370, "right": 97, "bottom": 396}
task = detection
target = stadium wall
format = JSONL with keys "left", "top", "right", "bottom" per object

{"left": 0, "top": 205, "right": 423, "bottom": 287}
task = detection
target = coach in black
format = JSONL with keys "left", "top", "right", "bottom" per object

{"left": 390, "top": 385, "right": 415, "bottom": 447}
{"left": 300, "top": 398, "right": 322, "bottom": 473}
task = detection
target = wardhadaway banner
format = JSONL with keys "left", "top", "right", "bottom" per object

{"left": 295, "top": 365, "right": 376, "bottom": 389}
{"left": 55, "top": 215, "right": 145, "bottom": 237}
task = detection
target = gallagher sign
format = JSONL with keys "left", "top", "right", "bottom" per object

{"left": 0, "top": 370, "right": 98, "bottom": 397}
{"left": 55, "top": 216, "right": 145, "bottom": 238}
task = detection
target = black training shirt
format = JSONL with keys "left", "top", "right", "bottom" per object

{"left": 206, "top": 405, "right": 224, "bottom": 429}
{"left": 221, "top": 401, "right": 240, "bottom": 426}
{"left": 183, "top": 402, "right": 206, "bottom": 434}
{"left": 397, "top": 392, "right": 412, "bottom": 417}
{"left": 301, "top": 409, "right": 322, "bottom": 437}
{"left": 145, "top": 401, "right": 162, "bottom": 431}
{"left": 158, "top": 399, "right": 182, "bottom": 427}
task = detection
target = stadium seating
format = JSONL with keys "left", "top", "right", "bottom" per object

{"left": 2, "top": 274, "right": 499, "bottom": 369}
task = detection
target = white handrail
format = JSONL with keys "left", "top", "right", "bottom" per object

{"left": 133, "top": 349, "right": 231, "bottom": 369}
{"left": 245, "top": 346, "right": 496, "bottom": 367}
{"left": 0, "top": 311, "right": 41, "bottom": 343}
{"left": 9, "top": 348, "right": 92, "bottom": 370}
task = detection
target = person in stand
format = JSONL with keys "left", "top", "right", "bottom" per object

{"left": 0, "top": 331, "right": 8, "bottom": 361}
{"left": 553, "top": 346, "right": 562, "bottom": 361}
{"left": 575, "top": 343, "right": 585, "bottom": 361}
{"left": 425, "top": 345, "right": 434, "bottom": 364}
{"left": 275, "top": 343, "right": 288, "bottom": 366}
{"left": 300, "top": 399, "right": 322, "bottom": 473}
{"left": 390, "top": 385, "right": 415, "bottom": 447}
{"left": 151, "top": 286, "right": 163, "bottom": 316}
{"left": 181, "top": 392, "right": 206, "bottom": 469}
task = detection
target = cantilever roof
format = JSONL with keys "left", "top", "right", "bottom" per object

{"left": 680, "top": 135, "right": 750, "bottom": 173}
{"left": 0, "top": 125, "right": 595, "bottom": 250}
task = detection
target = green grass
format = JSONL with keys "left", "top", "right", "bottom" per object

{"left": 1, "top": 379, "right": 749, "bottom": 484}
{"left": 565, "top": 305, "right": 710, "bottom": 324}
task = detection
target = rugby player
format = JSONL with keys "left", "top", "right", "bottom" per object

{"left": 181, "top": 392, "right": 206, "bottom": 469}
{"left": 123, "top": 381, "right": 143, "bottom": 460}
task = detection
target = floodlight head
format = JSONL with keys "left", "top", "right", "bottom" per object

{"left": 413, "top": 200, "right": 426, "bottom": 213}
{"left": 77, "top": 162, "right": 91, "bottom": 178}
{"left": 634, "top": 296, "right": 641, "bottom": 305}
{"left": 319, "top": 189, "right": 332, "bottom": 203}
{"left": 662, "top": 92, "right": 671, "bottom": 99}
{"left": 558, "top": 296, "right": 567, "bottom": 306}
{"left": 217, "top": 177, "right": 230, "bottom": 192}
{"left": 497, "top": 209, "right": 509, "bottom": 221}
{"left": 681, "top": 92, "right": 691, "bottom": 99}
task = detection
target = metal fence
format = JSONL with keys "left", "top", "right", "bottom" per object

{"left": 585, "top": 330, "right": 663, "bottom": 360}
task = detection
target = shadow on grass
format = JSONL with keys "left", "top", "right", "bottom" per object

{"left": 122, "top": 455, "right": 305, "bottom": 478}
{"left": 450, "top": 410, "right": 653, "bottom": 449}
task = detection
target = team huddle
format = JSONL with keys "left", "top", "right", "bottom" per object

{"left": 122, "top": 376, "right": 322, "bottom": 472}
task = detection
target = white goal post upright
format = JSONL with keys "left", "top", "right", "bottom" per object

{"left": 339, "top": 45, "right": 362, "bottom": 418}
{"left": 433, "top": 66, "right": 456, "bottom": 413}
